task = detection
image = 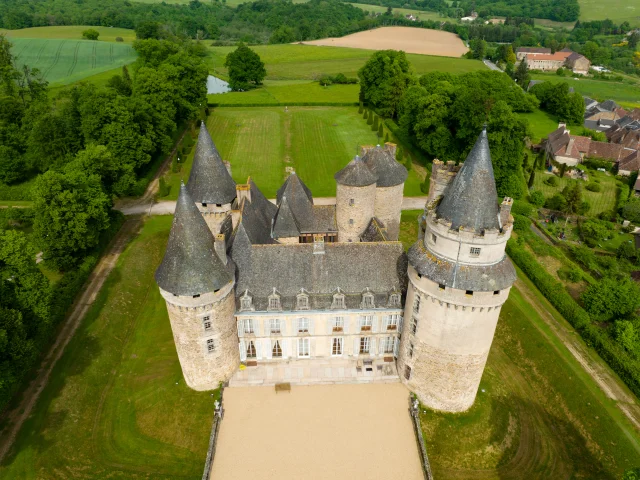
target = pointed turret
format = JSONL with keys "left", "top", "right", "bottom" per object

{"left": 362, "top": 145, "right": 407, "bottom": 187}
{"left": 334, "top": 155, "right": 378, "bottom": 187}
{"left": 155, "top": 183, "right": 232, "bottom": 296}
{"left": 275, "top": 172, "right": 314, "bottom": 232}
{"left": 187, "top": 122, "right": 237, "bottom": 205}
{"left": 272, "top": 196, "right": 301, "bottom": 238}
{"left": 435, "top": 126, "right": 500, "bottom": 232}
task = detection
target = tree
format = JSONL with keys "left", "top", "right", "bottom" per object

{"left": 545, "top": 193, "right": 567, "bottom": 211}
{"left": 529, "top": 190, "right": 545, "bottom": 207}
{"left": 363, "top": 109, "right": 368, "bottom": 120}
{"left": 581, "top": 277, "right": 640, "bottom": 322}
{"left": 561, "top": 182, "right": 583, "bottom": 214}
{"left": 358, "top": 102, "right": 363, "bottom": 114}
{"left": 468, "top": 38, "right": 487, "bottom": 60}
{"left": 358, "top": 50, "right": 416, "bottom": 118}
{"left": 224, "top": 43, "right": 266, "bottom": 91}
{"left": 82, "top": 29, "right": 99, "bottom": 41}
{"left": 513, "top": 59, "right": 530, "bottom": 89}
{"left": 32, "top": 170, "right": 111, "bottom": 269}
{"left": 629, "top": 32, "right": 640, "bottom": 50}
{"left": 135, "top": 21, "right": 161, "bottom": 40}
{"left": 580, "top": 219, "right": 612, "bottom": 245}
{"left": 372, "top": 115, "right": 379, "bottom": 131}
{"left": 505, "top": 45, "right": 516, "bottom": 64}
{"left": 378, "top": 123, "right": 383, "bottom": 138}
{"left": 622, "top": 199, "right": 640, "bottom": 223}
{"left": 528, "top": 170, "right": 536, "bottom": 188}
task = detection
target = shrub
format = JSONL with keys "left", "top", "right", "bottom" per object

{"left": 622, "top": 199, "right": 640, "bottom": 223}
{"left": 358, "top": 102, "right": 363, "bottom": 114}
{"left": 557, "top": 266, "right": 582, "bottom": 282}
{"left": 511, "top": 200, "right": 533, "bottom": 217}
{"left": 420, "top": 179, "right": 429, "bottom": 194}
{"left": 513, "top": 213, "right": 531, "bottom": 232}
{"left": 545, "top": 193, "right": 567, "bottom": 211}
{"left": 115, "top": 36, "right": 124, "bottom": 42}
{"left": 82, "top": 28, "right": 100, "bottom": 40}
{"left": 586, "top": 183, "right": 601, "bottom": 192}
{"left": 581, "top": 277, "right": 640, "bottom": 322}
{"left": 158, "top": 177, "right": 170, "bottom": 197}
{"left": 319, "top": 74, "right": 333, "bottom": 86}
{"left": 583, "top": 158, "right": 613, "bottom": 171}
{"left": 580, "top": 219, "right": 613, "bottom": 245}
{"left": 545, "top": 175, "right": 559, "bottom": 186}
{"left": 528, "top": 190, "right": 545, "bottom": 207}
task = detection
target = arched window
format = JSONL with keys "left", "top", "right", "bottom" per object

{"left": 361, "top": 289, "right": 375, "bottom": 309}
{"left": 240, "top": 290, "right": 254, "bottom": 311}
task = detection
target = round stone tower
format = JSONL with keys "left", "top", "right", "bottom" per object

{"left": 187, "top": 122, "right": 237, "bottom": 236}
{"left": 397, "top": 127, "right": 517, "bottom": 412}
{"left": 156, "top": 183, "right": 239, "bottom": 391}
{"left": 362, "top": 143, "right": 408, "bottom": 241}
{"left": 334, "top": 155, "right": 378, "bottom": 243}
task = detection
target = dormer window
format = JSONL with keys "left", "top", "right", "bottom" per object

{"left": 388, "top": 292, "right": 401, "bottom": 308}
{"left": 240, "top": 291, "right": 253, "bottom": 311}
{"left": 296, "top": 290, "right": 310, "bottom": 310}
{"left": 332, "top": 291, "right": 346, "bottom": 309}
{"left": 268, "top": 289, "right": 281, "bottom": 311}
{"left": 470, "top": 247, "right": 481, "bottom": 257}
{"left": 361, "top": 289, "right": 375, "bottom": 309}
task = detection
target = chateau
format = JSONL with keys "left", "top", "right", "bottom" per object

{"left": 155, "top": 123, "right": 516, "bottom": 412}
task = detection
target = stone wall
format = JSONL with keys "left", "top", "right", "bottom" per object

{"left": 196, "top": 204, "right": 232, "bottom": 236}
{"left": 160, "top": 283, "right": 239, "bottom": 390}
{"left": 336, "top": 183, "right": 376, "bottom": 243}
{"left": 374, "top": 184, "right": 404, "bottom": 241}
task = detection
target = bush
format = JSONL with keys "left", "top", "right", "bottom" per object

{"left": 528, "top": 190, "right": 545, "bottom": 207}
{"left": 581, "top": 277, "right": 640, "bottom": 322}
{"left": 511, "top": 200, "right": 534, "bottom": 217}
{"left": 580, "top": 219, "right": 613, "bottom": 246}
{"left": 545, "top": 175, "right": 559, "bottom": 186}
{"left": 557, "top": 266, "right": 582, "bottom": 282}
{"left": 583, "top": 158, "right": 613, "bottom": 171}
{"left": 545, "top": 193, "right": 567, "bottom": 211}
{"left": 319, "top": 74, "right": 333, "bottom": 86}
{"left": 115, "top": 36, "right": 124, "bottom": 42}
{"left": 82, "top": 28, "right": 100, "bottom": 40}
{"left": 586, "top": 183, "right": 601, "bottom": 192}
{"left": 513, "top": 213, "right": 531, "bottom": 232}
{"left": 158, "top": 177, "right": 170, "bottom": 197}
{"left": 622, "top": 199, "right": 640, "bottom": 223}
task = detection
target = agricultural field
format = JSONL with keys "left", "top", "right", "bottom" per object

{"left": 578, "top": 0, "right": 640, "bottom": 25}
{"left": 0, "top": 216, "right": 217, "bottom": 479}
{"left": 0, "top": 26, "right": 136, "bottom": 43}
{"left": 532, "top": 169, "right": 619, "bottom": 217}
{"left": 302, "top": 27, "right": 468, "bottom": 57}
{"left": 163, "top": 107, "right": 425, "bottom": 199}
{"left": 209, "top": 80, "right": 360, "bottom": 104}
{"left": 530, "top": 73, "right": 640, "bottom": 106}
{"left": 347, "top": 3, "right": 449, "bottom": 20}
{"left": 207, "top": 44, "right": 486, "bottom": 81}
{"left": 8, "top": 38, "right": 137, "bottom": 85}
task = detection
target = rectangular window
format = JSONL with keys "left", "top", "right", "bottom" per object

{"left": 269, "top": 297, "right": 280, "bottom": 310}
{"left": 409, "top": 342, "right": 414, "bottom": 358}
{"left": 384, "top": 336, "right": 395, "bottom": 354}
{"left": 438, "top": 284, "right": 446, "bottom": 290}
{"left": 431, "top": 233, "right": 436, "bottom": 243}
{"left": 349, "top": 199, "right": 355, "bottom": 206}
{"left": 411, "top": 317, "right": 418, "bottom": 335}
{"left": 413, "top": 295, "right": 420, "bottom": 313}
{"left": 332, "top": 337, "right": 343, "bottom": 356}
{"left": 298, "top": 338, "right": 310, "bottom": 357}
{"left": 404, "top": 365, "right": 412, "bottom": 380}
{"left": 387, "top": 314, "right": 399, "bottom": 330}
{"left": 297, "top": 318, "right": 309, "bottom": 333}
{"left": 465, "top": 290, "right": 474, "bottom": 296}
{"left": 272, "top": 340, "right": 282, "bottom": 358}
{"left": 246, "top": 340, "right": 256, "bottom": 358}
{"left": 494, "top": 290, "right": 500, "bottom": 295}
{"left": 193, "top": 294, "right": 200, "bottom": 299}
{"left": 207, "top": 338, "right": 215, "bottom": 353}
{"left": 203, "top": 315, "right": 211, "bottom": 331}
{"left": 359, "top": 337, "right": 370, "bottom": 354}
{"left": 270, "top": 319, "right": 281, "bottom": 334}
{"left": 470, "top": 247, "right": 481, "bottom": 256}
{"left": 349, "top": 219, "right": 354, "bottom": 225}
{"left": 244, "top": 319, "right": 254, "bottom": 334}
{"left": 360, "top": 315, "right": 373, "bottom": 331}
{"left": 332, "top": 317, "right": 344, "bottom": 332}
{"left": 362, "top": 295, "right": 374, "bottom": 309}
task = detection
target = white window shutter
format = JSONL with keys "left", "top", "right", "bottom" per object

{"left": 253, "top": 319, "right": 260, "bottom": 336}
{"left": 282, "top": 338, "right": 289, "bottom": 358}
{"left": 265, "top": 339, "right": 272, "bottom": 359}
{"left": 394, "top": 338, "right": 399, "bottom": 356}
{"left": 293, "top": 338, "right": 298, "bottom": 358}
{"left": 255, "top": 340, "right": 262, "bottom": 359}
{"left": 382, "top": 315, "right": 388, "bottom": 331}
{"left": 379, "top": 338, "right": 385, "bottom": 355}
{"left": 280, "top": 318, "right": 286, "bottom": 336}
{"left": 239, "top": 340, "right": 246, "bottom": 361}
{"left": 264, "top": 319, "right": 270, "bottom": 337}
{"left": 310, "top": 338, "right": 316, "bottom": 358}
{"left": 344, "top": 316, "right": 350, "bottom": 334}
{"left": 370, "top": 338, "right": 376, "bottom": 355}
{"left": 237, "top": 320, "right": 243, "bottom": 338}
{"left": 309, "top": 318, "right": 315, "bottom": 335}
{"left": 372, "top": 316, "right": 378, "bottom": 333}
{"left": 353, "top": 338, "right": 359, "bottom": 356}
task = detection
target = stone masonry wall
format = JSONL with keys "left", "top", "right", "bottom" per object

{"left": 374, "top": 184, "right": 404, "bottom": 241}
{"left": 336, "top": 183, "right": 376, "bottom": 243}
{"left": 196, "top": 204, "right": 232, "bottom": 237}
{"left": 161, "top": 284, "right": 239, "bottom": 390}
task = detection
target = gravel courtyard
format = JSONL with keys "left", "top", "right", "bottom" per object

{"left": 211, "top": 383, "right": 424, "bottom": 480}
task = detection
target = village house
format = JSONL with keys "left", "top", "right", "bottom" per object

{"left": 516, "top": 47, "right": 591, "bottom": 75}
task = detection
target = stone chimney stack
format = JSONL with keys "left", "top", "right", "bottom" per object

{"left": 236, "top": 183, "right": 251, "bottom": 205}
{"left": 427, "top": 160, "right": 462, "bottom": 204}
{"left": 359, "top": 145, "right": 375, "bottom": 157}
{"left": 499, "top": 197, "right": 513, "bottom": 229}
{"left": 384, "top": 142, "right": 397, "bottom": 158}
{"left": 215, "top": 233, "right": 227, "bottom": 265}
{"left": 313, "top": 234, "right": 325, "bottom": 255}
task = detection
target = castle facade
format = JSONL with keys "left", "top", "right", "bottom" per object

{"left": 155, "top": 123, "right": 516, "bottom": 412}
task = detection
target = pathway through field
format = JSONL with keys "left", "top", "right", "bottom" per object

{"left": 211, "top": 383, "right": 423, "bottom": 480}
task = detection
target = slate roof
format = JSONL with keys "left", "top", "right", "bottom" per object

{"left": 599, "top": 100, "right": 619, "bottom": 112}
{"left": 233, "top": 241, "right": 407, "bottom": 309}
{"left": 584, "top": 96, "right": 597, "bottom": 108}
{"left": 362, "top": 146, "right": 408, "bottom": 187}
{"left": 360, "top": 217, "right": 388, "bottom": 242}
{"left": 436, "top": 127, "right": 501, "bottom": 232}
{"left": 186, "top": 123, "right": 237, "bottom": 205}
{"left": 407, "top": 241, "right": 516, "bottom": 292}
{"left": 334, "top": 156, "right": 378, "bottom": 187}
{"left": 155, "top": 184, "right": 233, "bottom": 296}
{"left": 233, "top": 181, "right": 277, "bottom": 246}
{"left": 618, "top": 150, "right": 640, "bottom": 172}
{"left": 272, "top": 196, "right": 300, "bottom": 238}
{"left": 275, "top": 173, "right": 315, "bottom": 233}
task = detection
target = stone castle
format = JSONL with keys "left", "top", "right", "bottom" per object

{"left": 155, "top": 122, "right": 516, "bottom": 412}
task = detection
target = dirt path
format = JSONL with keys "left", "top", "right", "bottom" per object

{"left": 0, "top": 216, "right": 143, "bottom": 463}
{"left": 514, "top": 278, "right": 640, "bottom": 433}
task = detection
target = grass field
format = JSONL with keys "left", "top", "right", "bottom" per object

{"left": 8, "top": 38, "right": 137, "bottom": 85}
{"left": 517, "top": 108, "right": 560, "bottom": 143}
{"left": 209, "top": 80, "right": 360, "bottom": 104}
{"left": 164, "top": 106, "right": 425, "bottom": 199}
{"left": 208, "top": 44, "right": 485, "bottom": 81}
{"left": 578, "top": 0, "right": 640, "bottom": 25}
{"left": 532, "top": 170, "right": 619, "bottom": 217}
{"left": 0, "top": 26, "right": 136, "bottom": 43}
{"left": 347, "top": 3, "right": 448, "bottom": 20}
{"left": 0, "top": 216, "right": 217, "bottom": 479}
{"left": 530, "top": 73, "right": 640, "bottom": 105}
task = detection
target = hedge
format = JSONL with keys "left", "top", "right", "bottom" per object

{"left": 208, "top": 102, "right": 359, "bottom": 107}
{"left": 507, "top": 241, "right": 640, "bottom": 398}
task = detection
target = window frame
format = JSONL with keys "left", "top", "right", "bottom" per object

{"left": 411, "top": 316, "right": 418, "bottom": 335}
{"left": 359, "top": 315, "right": 373, "bottom": 331}
{"left": 470, "top": 247, "right": 481, "bottom": 257}
{"left": 246, "top": 340, "right": 257, "bottom": 359}
{"left": 203, "top": 315, "right": 212, "bottom": 331}
{"left": 383, "top": 336, "right": 395, "bottom": 354}
{"left": 298, "top": 338, "right": 310, "bottom": 358}
{"left": 272, "top": 339, "right": 282, "bottom": 358}
{"left": 297, "top": 317, "right": 310, "bottom": 334}
{"left": 206, "top": 338, "right": 215, "bottom": 353}
{"left": 332, "top": 293, "right": 346, "bottom": 309}
{"left": 331, "top": 337, "right": 343, "bottom": 356}
{"left": 359, "top": 336, "right": 370, "bottom": 354}
{"left": 269, "top": 318, "right": 281, "bottom": 335}
{"left": 243, "top": 318, "right": 254, "bottom": 335}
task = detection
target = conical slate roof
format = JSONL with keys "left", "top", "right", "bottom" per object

{"left": 435, "top": 127, "right": 500, "bottom": 232}
{"left": 334, "top": 155, "right": 378, "bottom": 187}
{"left": 272, "top": 196, "right": 301, "bottom": 238}
{"left": 362, "top": 146, "right": 408, "bottom": 187}
{"left": 186, "top": 123, "right": 237, "bottom": 205}
{"left": 155, "top": 183, "right": 232, "bottom": 296}
{"left": 275, "top": 173, "right": 314, "bottom": 232}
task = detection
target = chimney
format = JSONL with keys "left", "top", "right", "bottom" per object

{"left": 384, "top": 142, "right": 397, "bottom": 158}
{"left": 499, "top": 197, "right": 513, "bottom": 229}
{"left": 313, "top": 234, "right": 325, "bottom": 255}
{"left": 236, "top": 183, "right": 251, "bottom": 205}
{"left": 215, "top": 233, "right": 227, "bottom": 265}
{"left": 359, "top": 145, "right": 375, "bottom": 157}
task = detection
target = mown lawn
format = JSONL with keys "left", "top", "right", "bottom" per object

{"left": 0, "top": 216, "right": 217, "bottom": 480}
{"left": 164, "top": 106, "right": 425, "bottom": 199}
{"left": 207, "top": 44, "right": 486, "bottom": 81}
{"left": 517, "top": 108, "right": 559, "bottom": 143}
{"left": 8, "top": 37, "right": 137, "bottom": 85}
{"left": 532, "top": 170, "right": 619, "bottom": 216}
{"left": 0, "top": 26, "right": 136, "bottom": 43}
{"left": 530, "top": 73, "right": 640, "bottom": 105}
{"left": 578, "top": 0, "right": 640, "bottom": 25}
